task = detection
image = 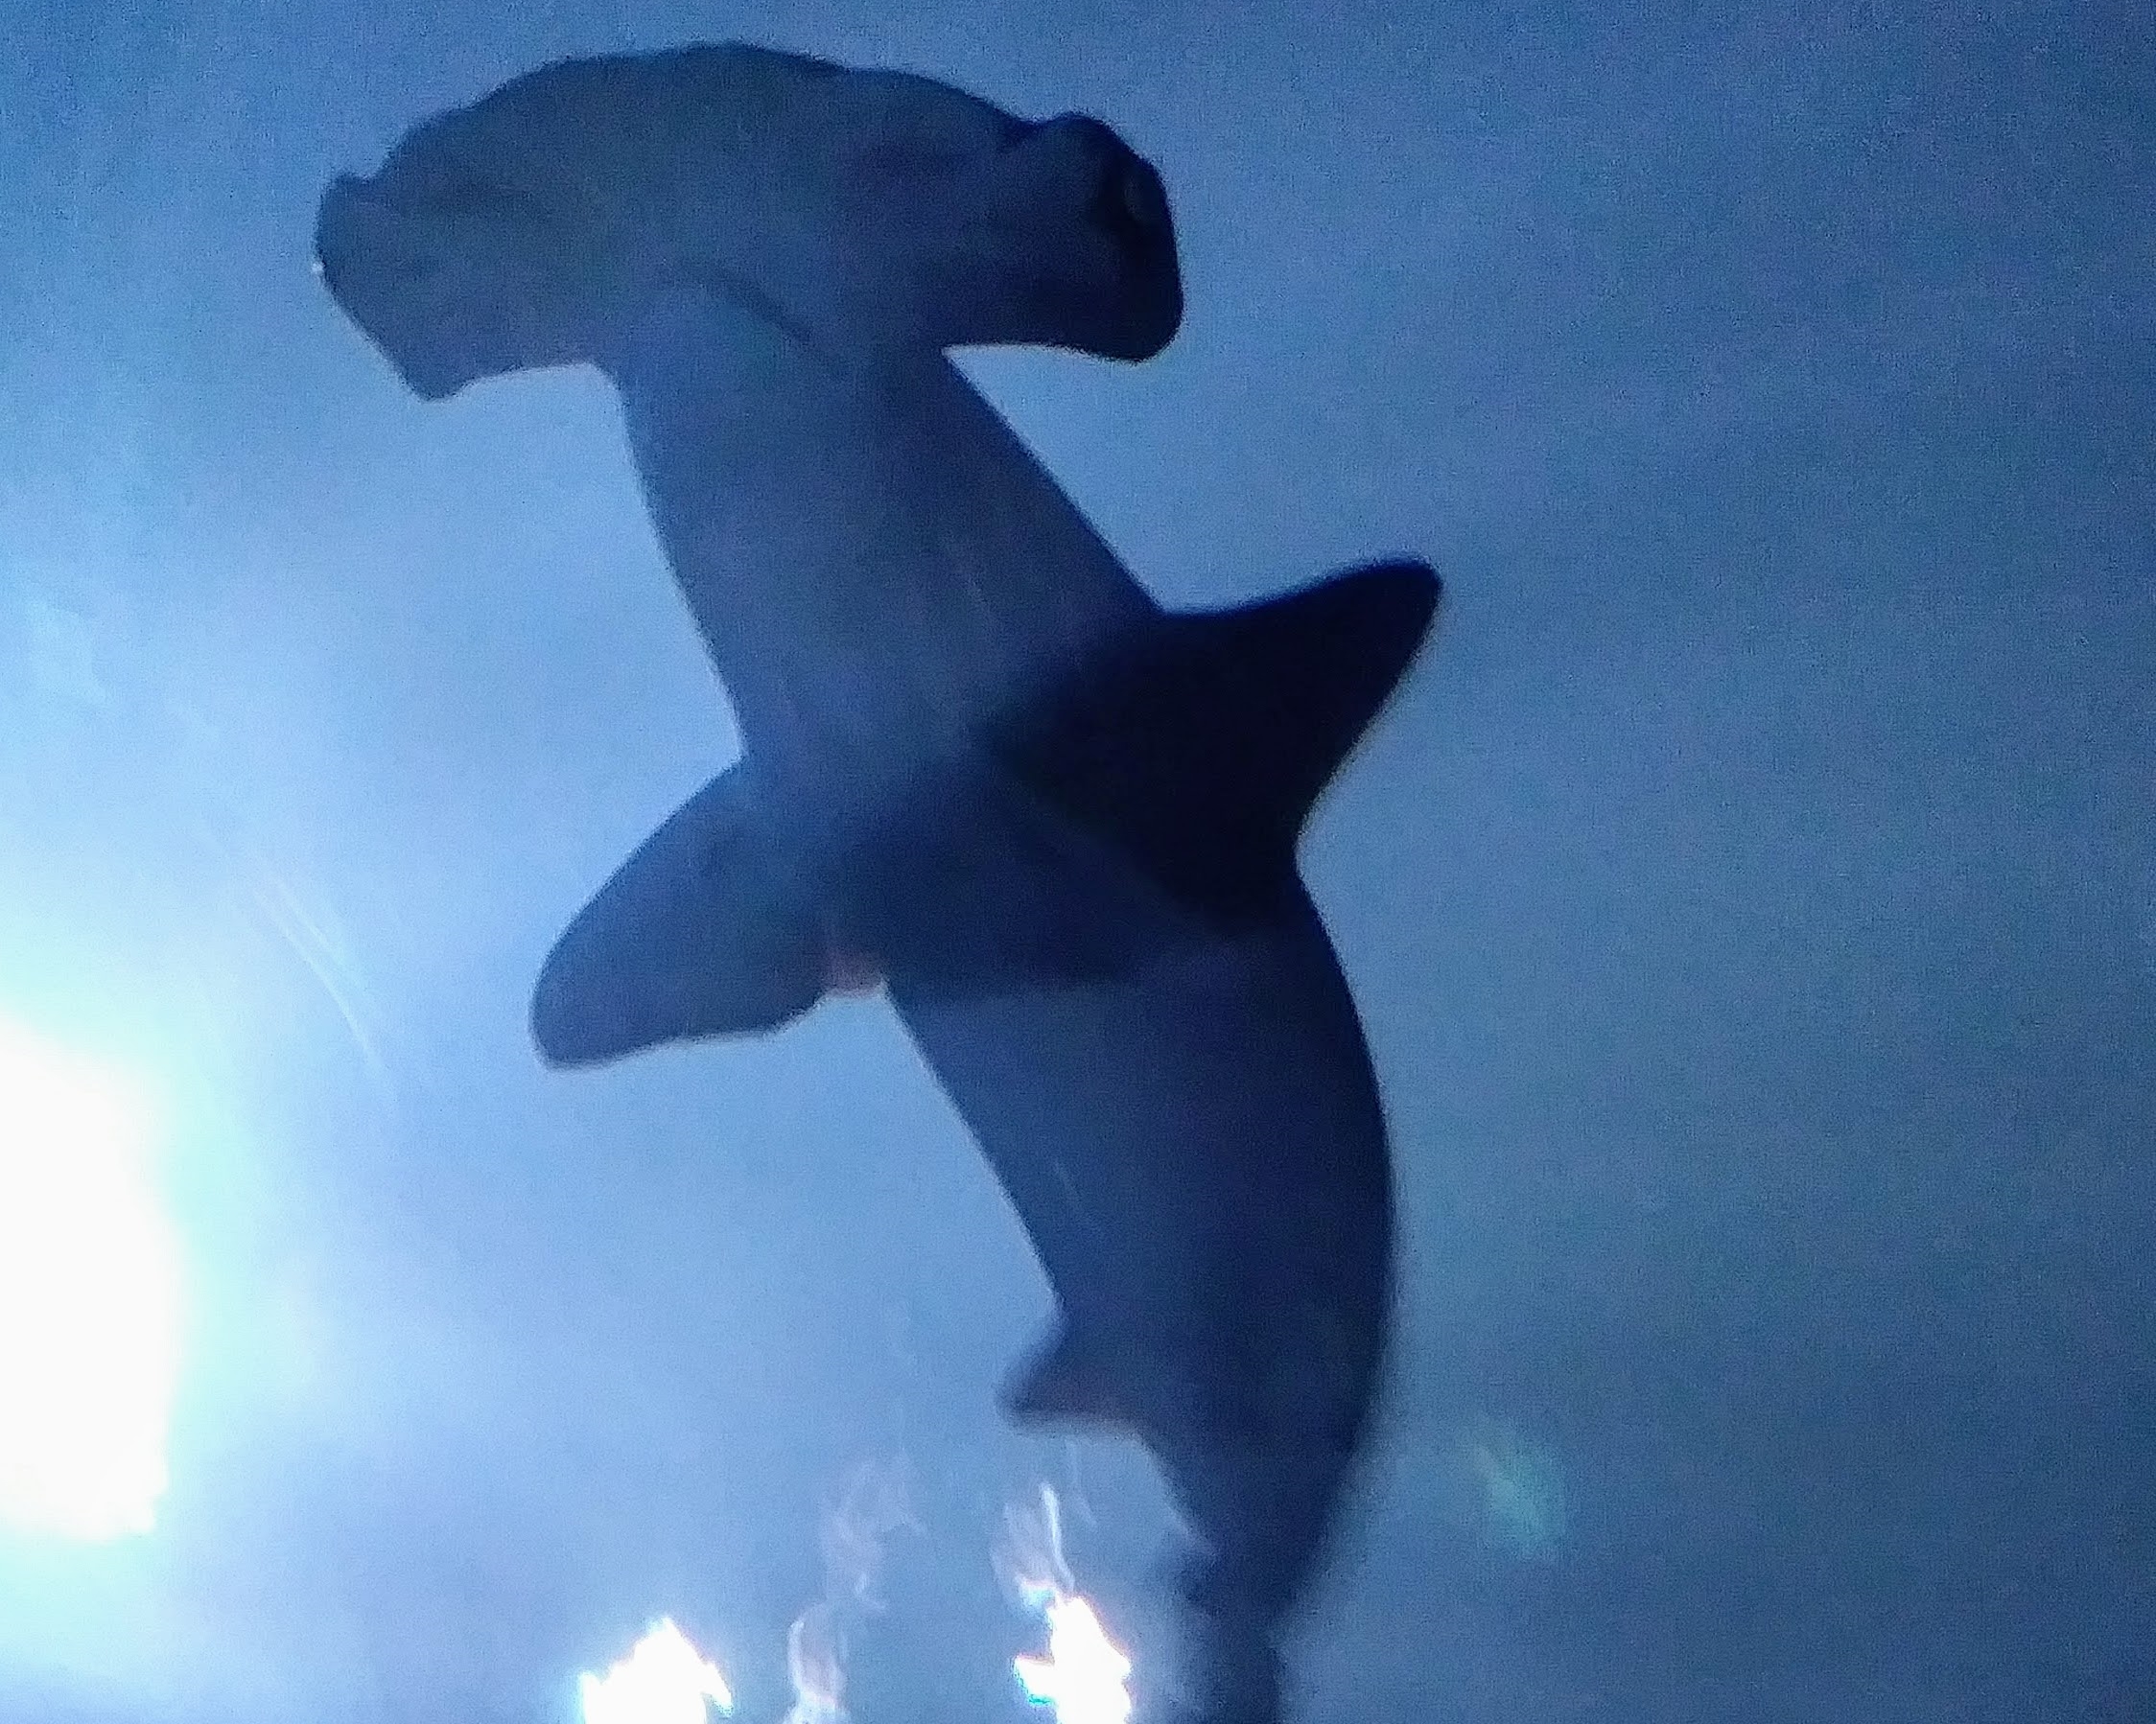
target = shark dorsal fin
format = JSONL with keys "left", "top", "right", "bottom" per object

{"left": 1170, "top": 558, "right": 1441, "bottom": 842}
{"left": 999, "top": 559, "right": 1441, "bottom": 926}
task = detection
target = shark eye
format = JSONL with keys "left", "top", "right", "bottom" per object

{"left": 1087, "top": 154, "right": 1169, "bottom": 246}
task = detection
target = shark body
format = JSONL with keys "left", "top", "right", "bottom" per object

{"left": 315, "top": 45, "right": 1439, "bottom": 1723}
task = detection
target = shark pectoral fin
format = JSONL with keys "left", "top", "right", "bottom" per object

{"left": 1000, "top": 1320, "right": 1129, "bottom": 1429}
{"left": 531, "top": 762, "right": 827, "bottom": 1067}
{"left": 1001, "top": 559, "right": 1441, "bottom": 923}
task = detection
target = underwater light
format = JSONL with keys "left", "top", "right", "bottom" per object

{"left": 579, "top": 1619, "right": 734, "bottom": 1724}
{"left": 1015, "top": 1593, "right": 1133, "bottom": 1724}
{"left": 1000, "top": 1484, "right": 1133, "bottom": 1724}
{"left": 0, "top": 1015, "right": 182, "bottom": 1542}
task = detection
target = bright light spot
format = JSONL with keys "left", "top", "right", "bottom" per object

{"left": 1014, "top": 1594, "right": 1133, "bottom": 1724}
{"left": 578, "top": 1619, "right": 734, "bottom": 1724}
{"left": 1001, "top": 1484, "right": 1133, "bottom": 1724}
{"left": 0, "top": 1016, "right": 182, "bottom": 1541}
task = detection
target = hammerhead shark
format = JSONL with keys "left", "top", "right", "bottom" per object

{"left": 315, "top": 43, "right": 1438, "bottom": 1724}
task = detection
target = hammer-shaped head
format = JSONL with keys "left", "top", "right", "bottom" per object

{"left": 315, "top": 43, "right": 1183, "bottom": 398}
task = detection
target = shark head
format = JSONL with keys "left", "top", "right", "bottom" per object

{"left": 315, "top": 43, "right": 1183, "bottom": 398}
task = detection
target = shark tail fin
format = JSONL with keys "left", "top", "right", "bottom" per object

{"left": 1004, "top": 558, "right": 1441, "bottom": 921}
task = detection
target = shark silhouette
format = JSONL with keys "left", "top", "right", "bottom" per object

{"left": 316, "top": 44, "right": 1438, "bottom": 1724}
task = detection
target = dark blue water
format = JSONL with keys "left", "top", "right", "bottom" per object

{"left": 1, "top": 4, "right": 2149, "bottom": 1719}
